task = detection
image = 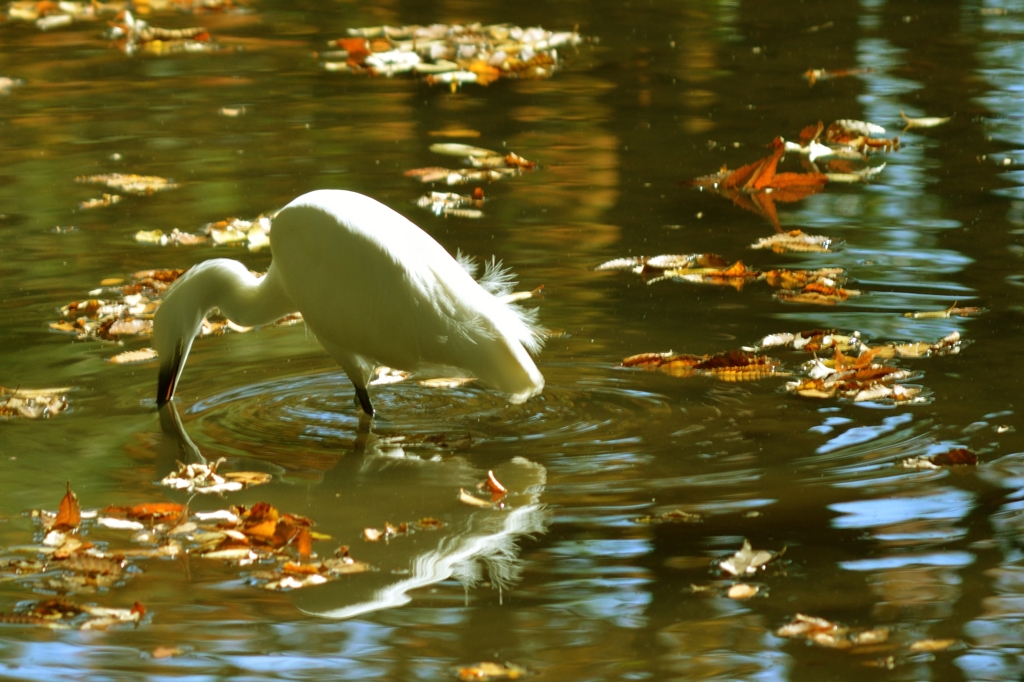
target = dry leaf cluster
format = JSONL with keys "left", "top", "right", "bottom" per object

{"left": 407, "top": 143, "right": 538, "bottom": 219}
{"left": 108, "top": 10, "right": 217, "bottom": 56}
{"left": 622, "top": 349, "right": 782, "bottom": 382}
{"left": 322, "top": 23, "right": 582, "bottom": 90}
{"left": 0, "top": 386, "right": 70, "bottom": 420}
{"left": 776, "top": 613, "right": 959, "bottom": 665}
{"left": 597, "top": 252, "right": 855, "bottom": 301}
{"left": 621, "top": 327, "right": 968, "bottom": 406}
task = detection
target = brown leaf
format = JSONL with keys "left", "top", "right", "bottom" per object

{"left": 53, "top": 483, "right": 81, "bottom": 532}
{"left": 483, "top": 470, "right": 507, "bottom": 495}
{"left": 103, "top": 502, "right": 185, "bottom": 521}
{"left": 909, "top": 639, "right": 957, "bottom": 652}
{"left": 416, "top": 517, "right": 444, "bottom": 530}
{"left": 457, "top": 661, "right": 529, "bottom": 681}
{"left": 727, "top": 583, "right": 759, "bottom": 599}
{"left": 722, "top": 137, "right": 786, "bottom": 190}
{"left": 929, "top": 448, "right": 978, "bottom": 467}
{"left": 240, "top": 501, "right": 280, "bottom": 539}
{"left": 295, "top": 527, "right": 312, "bottom": 558}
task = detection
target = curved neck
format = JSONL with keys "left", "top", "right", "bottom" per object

{"left": 154, "top": 259, "right": 297, "bottom": 404}
{"left": 194, "top": 260, "right": 294, "bottom": 328}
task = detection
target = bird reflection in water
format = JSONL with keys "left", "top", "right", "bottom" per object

{"left": 157, "top": 401, "right": 548, "bottom": 620}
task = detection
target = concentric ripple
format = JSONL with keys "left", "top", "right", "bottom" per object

{"left": 179, "top": 364, "right": 676, "bottom": 470}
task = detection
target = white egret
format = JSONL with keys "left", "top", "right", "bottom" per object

{"left": 154, "top": 189, "right": 545, "bottom": 416}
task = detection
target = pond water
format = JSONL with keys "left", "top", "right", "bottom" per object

{"left": 1, "top": 0, "right": 1024, "bottom": 679}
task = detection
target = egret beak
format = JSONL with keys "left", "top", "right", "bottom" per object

{"left": 157, "top": 342, "right": 184, "bottom": 407}
{"left": 354, "top": 386, "right": 375, "bottom": 418}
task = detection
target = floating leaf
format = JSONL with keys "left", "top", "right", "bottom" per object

{"left": 776, "top": 614, "right": 889, "bottom": 650}
{"left": 719, "top": 539, "right": 780, "bottom": 576}
{"left": 108, "top": 10, "right": 217, "bottom": 57}
{"left": 78, "top": 194, "right": 121, "bottom": 210}
{"left": 751, "top": 229, "right": 843, "bottom": 253}
{"left": 159, "top": 458, "right": 270, "bottom": 495}
{"left": 803, "top": 67, "right": 873, "bottom": 87}
{"left": 135, "top": 228, "right": 209, "bottom": 246}
{"left": 633, "top": 509, "right": 702, "bottom": 524}
{"left": 875, "top": 331, "right": 969, "bottom": 358}
{"left": 0, "top": 386, "right": 70, "bottom": 420}
{"left": 416, "top": 191, "right": 485, "bottom": 218}
{"left": 901, "top": 110, "right": 952, "bottom": 132}
{"left": 416, "top": 517, "right": 444, "bottom": 530}
{"left": 330, "top": 22, "right": 581, "bottom": 89}
{"left": 622, "top": 349, "right": 781, "bottom": 381}
{"left": 429, "top": 143, "right": 499, "bottom": 158}
{"left": 102, "top": 502, "right": 186, "bottom": 522}
{"left": 483, "top": 470, "right": 507, "bottom": 495}
{"left": 825, "top": 121, "right": 899, "bottom": 153}
{"left": 727, "top": 583, "right": 759, "bottom": 599}
{"left": 52, "top": 483, "right": 81, "bottom": 533}
{"left": 763, "top": 268, "right": 847, "bottom": 291}
{"left": 369, "top": 366, "right": 411, "bottom": 386}
{"left": 417, "top": 377, "right": 476, "bottom": 389}
{"left": 902, "top": 448, "right": 977, "bottom": 469}
{"left": 108, "top": 348, "right": 159, "bottom": 365}
{"left": 457, "top": 661, "right": 530, "bottom": 681}
{"left": 909, "top": 639, "right": 958, "bottom": 652}
{"left": 904, "top": 303, "right": 986, "bottom": 319}
{"left": 775, "top": 281, "right": 860, "bottom": 305}
{"left": 405, "top": 167, "right": 518, "bottom": 185}
{"left": 595, "top": 253, "right": 728, "bottom": 275}
{"left": 690, "top": 138, "right": 830, "bottom": 229}
{"left": 76, "top": 173, "right": 178, "bottom": 195}
{"left": 0, "top": 599, "right": 145, "bottom": 631}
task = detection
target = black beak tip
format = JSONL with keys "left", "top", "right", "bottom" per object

{"left": 157, "top": 344, "right": 183, "bottom": 407}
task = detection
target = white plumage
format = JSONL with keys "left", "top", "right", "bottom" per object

{"left": 154, "top": 190, "right": 544, "bottom": 415}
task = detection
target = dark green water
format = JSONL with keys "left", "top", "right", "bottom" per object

{"left": 1, "top": 0, "right": 1023, "bottom": 679}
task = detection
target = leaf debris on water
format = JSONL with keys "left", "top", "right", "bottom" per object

{"left": 904, "top": 302, "right": 986, "bottom": 319}
{"left": 750, "top": 229, "right": 843, "bottom": 253}
{"left": 0, "top": 386, "right": 70, "bottom": 420}
{"left": 108, "top": 10, "right": 218, "bottom": 57}
{"left": 76, "top": 173, "right": 178, "bottom": 195}
{"left": 159, "top": 458, "right": 271, "bottom": 494}
{"left": 622, "top": 349, "right": 782, "bottom": 382}
{"left": 633, "top": 509, "right": 702, "bottom": 524}
{"left": 776, "top": 614, "right": 890, "bottom": 650}
{"left": 416, "top": 190, "right": 485, "bottom": 218}
{"left": 324, "top": 23, "right": 582, "bottom": 90}
{"left": 900, "top": 110, "right": 952, "bottom": 132}
{"left": 718, "top": 539, "right": 782, "bottom": 576}
{"left": 457, "top": 661, "right": 530, "bottom": 681}
{"left": 901, "top": 448, "right": 978, "bottom": 469}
